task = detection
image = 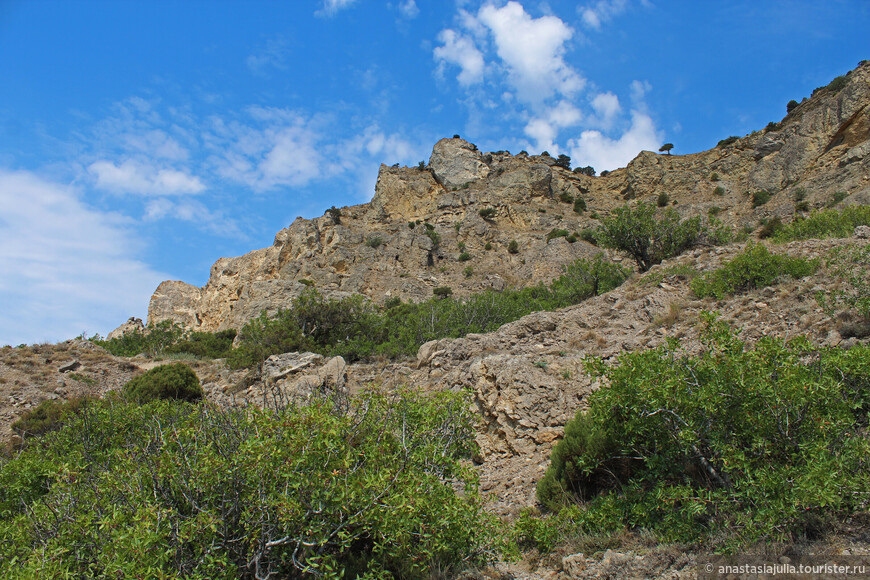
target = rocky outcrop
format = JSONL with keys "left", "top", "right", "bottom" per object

{"left": 143, "top": 62, "right": 870, "bottom": 335}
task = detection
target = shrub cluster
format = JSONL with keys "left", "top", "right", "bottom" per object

{"left": 123, "top": 363, "right": 203, "bottom": 404}
{"left": 817, "top": 244, "right": 870, "bottom": 337}
{"left": 11, "top": 395, "right": 98, "bottom": 444}
{"left": 228, "top": 257, "right": 629, "bottom": 368}
{"left": 94, "top": 324, "right": 236, "bottom": 360}
{"left": 0, "top": 390, "right": 501, "bottom": 578}
{"left": 594, "top": 201, "right": 732, "bottom": 272}
{"left": 772, "top": 206, "right": 870, "bottom": 242}
{"left": 690, "top": 244, "right": 818, "bottom": 299}
{"left": 537, "top": 316, "right": 870, "bottom": 547}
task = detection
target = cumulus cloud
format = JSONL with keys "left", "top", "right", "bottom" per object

{"left": 88, "top": 160, "right": 206, "bottom": 195}
{"left": 0, "top": 170, "right": 167, "bottom": 345}
{"left": 524, "top": 100, "right": 583, "bottom": 152}
{"left": 434, "top": 29, "right": 485, "bottom": 86}
{"left": 246, "top": 37, "right": 289, "bottom": 75}
{"left": 144, "top": 198, "right": 243, "bottom": 238}
{"left": 477, "top": 1, "right": 583, "bottom": 105}
{"left": 567, "top": 110, "right": 660, "bottom": 172}
{"left": 580, "top": 0, "right": 630, "bottom": 29}
{"left": 398, "top": 0, "right": 419, "bottom": 19}
{"left": 590, "top": 92, "right": 621, "bottom": 128}
{"left": 316, "top": 0, "right": 357, "bottom": 17}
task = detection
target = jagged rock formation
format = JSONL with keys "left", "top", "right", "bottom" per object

{"left": 140, "top": 63, "right": 870, "bottom": 336}
{"left": 139, "top": 63, "right": 870, "bottom": 335}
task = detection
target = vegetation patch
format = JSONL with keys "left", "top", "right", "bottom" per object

{"left": 771, "top": 206, "right": 870, "bottom": 242}
{"left": 122, "top": 363, "right": 203, "bottom": 404}
{"left": 0, "top": 390, "right": 501, "bottom": 578}
{"left": 690, "top": 244, "right": 818, "bottom": 299}
{"left": 535, "top": 315, "right": 870, "bottom": 549}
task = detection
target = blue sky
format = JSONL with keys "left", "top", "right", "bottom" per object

{"left": 0, "top": 0, "right": 868, "bottom": 345}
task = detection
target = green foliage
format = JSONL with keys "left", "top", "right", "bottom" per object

{"left": 827, "top": 191, "right": 848, "bottom": 207}
{"left": 463, "top": 266, "right": 474, "bottom": 278}
{"left": 538, "top": 317, "right": 870, "bottom": 547}
{"left": 816, "top": 244, "right": 870, "bottom": 329}
{"left": 478, "top": 207, "right": 496, "bottom": 219}
{"left": 765, "top": 121, "right": 781, "bottom": 132}
{"left": 0, "top": 390, "right": 501, "bottom": 578}
{"left": 713, "top": 186, "right": 725, "bottom": 196}
{"left": 95, "top": 323, "right": 236, "bottom": 360}
{"left": 787, "top": 99, "right": 799, "bottom": 113}
{"left": 229, "top": 257, "right": 628, "bottom": 368}
{"left": 11, "top": 395, "right": 98, "bottom": 442}
{"left": 365, "top": 235, "right": 383, "bottom": 248}
{"left": 827, "top": 75, "right": 848, "bottom": 93}
{"left": 717, "top": 136, "right": 739, "bottom": 148}
{"left": 484, "top": 242, "right": 493, "bottom": 251}
{"left": 595, "top": 201, "right": 730, "bottom": 272}
{"left": 508, "top": 240, "right": 519, "bottom": 254}
{"left": 658, "top": 143, "right": 674, "bottom": 155}
{"left": 559, "top": 191, "right": 575, "bottom": 203}
{"left": 656, "top": 193, "right": 669, "bottom": 207}
{"left": 417, "top": 160, "right": 426, "bottom": 171}
{"left": 168, "top": 329, "right": 237, "bottom": 359}
{"left": 458, "top": 251, "right": 471, "bottom": 262}
{"left": 554, "top": 154, "right": 571, "bottom": 169}
{"left": 326, "top": 205, "right": 342, "bottom": 224}
{"left": 710, "top": 172, "right": 720, "bottom": 182}
{"left": 758, "top": 217, "right": 783, "bottom": 239}
{"left": 690, "top": 244, "right": 818, "bottom": 300}
{"left": 424, "top": 226, "right": 441, "bottom": 248}
{"left": 573, "top": 166, "right": 595, "bottom": 177}
{"left": 707, "top": 206, "right": 721, "bottom": 217}
{"left": 123, "top": 363, "right": 203, "bottom": 404}
{"left": 546, "top": 228, "right": 570, "bottom": 242}
{"left": 573, "top": 197, "right": 586, "bottom": 213}
{"left": 579, "top": 229, "right": 597, "bottom": 245}
{"left": 772, "top": 206, "right": 870, "bottom": 242}
{"left": 751, "top": 190, "right": 772, "bottom": 208}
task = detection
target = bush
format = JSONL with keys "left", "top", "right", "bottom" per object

{"left": 508, "top": 240, "right": 519, "bottom": 254}
{"left": 0, "top": 390, "right": 501, "bottom": 578}
{"left": 758, "top": 217, "right": 783, "bottom": 239}
{"left": 424, "top": 227, "right": 441, "bottom": 248}
{"left": 710, "top": 172, "right": 720, "bottom": 181}
{"left": 817, "top": 244, "right": 870, "bottom": 327}
{"left": 579, "top": 229, "right": 597, "bottom": 245}
{"left": 574, "top": 166, "right": 595, "bottom": 177}
{"left": 765, "top": 121, "right": 781, "bottom": 132}
{"left": 559, "top": 192, "right": 574, "bottom": 203}
{"left": 433, "top": 286, "right": 453, "bottom": 298}
{"left": 751, "top": 190, "right": 772, "bottom": 208}
{"left": 573, "top": 197, "right": 586, "bottom": 213}
{"left": 787, "top": 99, "right": 799, "bottom": 113}
{"left": 484, "top": 242, "right": 493, "bottom": 251}
{"left": 690, "top": 243, "right": 818, "bottom": 299}
{"left": 555, "top": 154, "right": 571, "bottom": 169}
{"left": 548, "top": 254, "right": 630, "bottom": 305}
{"left": 713, "top": 186, "right": 725, "bottom": 196}
{"left": 11, "top": 395, "right": 98, "bottom": 442}
{"left": 717, "top": 136, "right": 739, "bottom": 148}
{"left": 595, "top": 202, "right": 729, "bottom": 272}
{"left": 827, "top": 75, "right": 847, "bottom": 93}
{"left": 546, "top": 229, "right": 570, "bottom": 242}
{"left": 656, "top": 193, "right": 669, "bottom": 207}
{"left": 458, "top": 252, "right": 471, "bottom": 262}
{"left": 123, "top": 363, "right": 203, "bottom": 404}
{"left": 365, "top": 235, "right": 382, "bottom": 249}
{"left": 463, "top": 266, "right": 473, "bottom": 278}
{"left": 167, "top": 329, "right": 236, "bottom": 359}
{"left": 772, "top": 206, "right": 870, "bottom": 242}
{"left": 326, "top": 205, "right": 342, "bottom": 224}
{"left": 538, "top": 316, "right": 870, "bottom": 546}
{"left": 478, "top": 207, "right": 496, "bottom": 219}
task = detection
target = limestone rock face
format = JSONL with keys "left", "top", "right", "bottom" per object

{"left": 428, "top": 137, "right": 490, "bottom": 189}
{"left": 142, "top": 62, "right": 870, "bottom": 334}
{"left": 107, "top": 317, "right": 145, "bottom": 340}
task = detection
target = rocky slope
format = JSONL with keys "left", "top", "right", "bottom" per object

{"left": 143, "top": 62, "right": 870, "bottom": 334}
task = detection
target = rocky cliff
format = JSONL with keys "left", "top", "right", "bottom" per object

{"left": 142, "top": 62, "right": 870, "bottom": 334}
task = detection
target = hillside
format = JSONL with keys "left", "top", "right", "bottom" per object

{"left": 1, "top": 63, "right": 869, "bottom": 578}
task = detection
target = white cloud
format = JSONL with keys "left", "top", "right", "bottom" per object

{"left": 246, "top": 37, "right": 289, "bottom": 75}
{"left": 580, "top": 0, "right": 629, "bottom": 30}
{"left": 434, "top": 29, "right": 485, "bottom": 86}
{"left": 144, "top": 198, "right": 243, "bottom": 238}
{"left": 524, "top": 100, "right": 583, "bottom": 152}
{"left": 316, "top": 0, "right": 357, "bottom": 17}
{"left": 630, "top": 79, "right": 652, "bottom": 105}
{"left": 0, "top": 170, "right": 167, "bottom": 345}
{"left": 590, "top": 92, "right": 621, "bottom": 128}
{"left": 477, "top": 1, "right": 584, "bottom": 105}
{"left": 88, "top": 160, "right": 206, "bottom": 195}
{"left": 568, "top": 110, "right": 660, "bottom": 171}
{"left": 398, "top": 0, "right": 419, "bottom": 19}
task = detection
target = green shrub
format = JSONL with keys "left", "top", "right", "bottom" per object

{"left": 827, "top": 75, "right": 847, "bottom": 93}
{"left": 123, "top": 363, "right": 203, "bottom": 404}
{"left": 595, "top": 202, "right": 730, "bottom": 272}
{"left": 758, "top": 217, "right": 783, "bottom": 239}
{"left": 11, "top": 395, "right": 98, "bottom": 442}
{"left": 559, "top": 192, "right": 574, "bottom": 204}
{"left": 765, "top": 121, "right": 781, "bottom": 132}
{"left": 555, "top": 154, "right": 571, "bottom": 169}
{"left": 827, "top": 191, "right": 848, "bottom": 207}
{"left": 326, "top": 205, "right": 342, "bottom": 224}
{"left": 710, "top": 172, "right": 720, "bottom": 181}
{"left": 656, "top": 193, "right": 669, "bottom": 207}
{"left": 549, "top": 254, "right": 630, "bottom": 304}
{"left": 365, "top": 235, "right": 383, "bottom": 249}
{"left": 708, "top": 206, "right": 722, "bottom": 217}
{"left": 484, "top": 242, "right": 493, "bottom": 251}
{"left": 574, "top": 166, "right": 595, "bottom": 177}
{"left": 713, "top": 186, "right": 725, "bottom": 196}
{"left": 166, "top": 329, "right": 236, "bottom": 359}
{"left": 433, "top": 286, "right": 453, "bottom": 298}
{"left": 579, "top": 229, "right": 597, "bottom": 245}
{"left": 751, "top": 190, "right": 772, "bottom": 208}
{"left": 424, "top": 227, "right": 441, "bottom": 248}
{"left": 772, "top": 206, "right": 870, "bottom": 242}
{"left": 508, "top": 240, "right": 519, "bottom": 254}
{"left": 458, "top": 251, "right": 471, "bottom": 262}
{"left": 538, "top": 316, "right": 870, "bottom": 546}
{"left": 0, "top": 390, "right": 500, "bottom": 578}
{"left": 717, "top": 136, "right": 739, "bottom": 148}
{"left": 546, "top": 229, "right": 570, "bottom": 242}
{"left": 463, "top": 266, "right": 473, "bottom": 278}
{"left": 478, "top": 207, "right": 496, "bottom": 219}
{"left": 573, "top": 197, "right": 586, "bottom": 213}
{"left": 690, "top": 244, "right": 818, "bottom": 299}
{"left": 787, "top": 99, "right": 799, "bottom": 113}
{"left": 817, "top": 244, "right": 870, "bottom": 328}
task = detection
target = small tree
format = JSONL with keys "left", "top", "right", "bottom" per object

{"left": 786, "top": 99, "right": 799, "bottom": 113}
{"left": 508, "top": 240, "right": 519, "bottom": 254}
{"left": 573, "top": 166, "right": 595, "bottom": 177}
{"left": 554, "top": 154, "right": 571, "bottom": 169}
{"left": 659, "top": 143, "right": 674, "bottom": 155}
{"left": 326, "top": 205, "right": 342, "bottom": 224}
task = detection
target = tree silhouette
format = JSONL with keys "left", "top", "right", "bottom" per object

{"left": 659, "top": 143, "right": 674, "bottom": 155}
